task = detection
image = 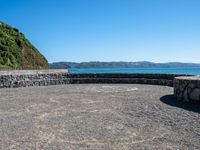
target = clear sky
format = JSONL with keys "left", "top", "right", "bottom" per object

{"left": 0, "top": 0, "right": 200, "bottom": 63}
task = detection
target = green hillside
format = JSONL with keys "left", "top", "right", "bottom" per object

{"left": 0, "top": 22, "right": 48, "bottom": 69}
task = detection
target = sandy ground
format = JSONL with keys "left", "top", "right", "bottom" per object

{"left": 0, "top": 84, "right": 199, "bottom": 150}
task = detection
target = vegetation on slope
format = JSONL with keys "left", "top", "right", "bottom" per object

{"left": 0, "top": 22, "right": 48, "bottom": 69}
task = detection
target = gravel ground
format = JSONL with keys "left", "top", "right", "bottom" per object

{"left": 0, "top": 84, "right": 199, "bottom": 150}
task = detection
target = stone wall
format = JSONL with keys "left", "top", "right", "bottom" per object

{"left": 66, "top": 74, "right": 192, "bottom": 87}
{"left": 0, "top": 73, "right": 70, "bottom": 88}
{"left": 66, "top": 73, "right": 184, "bottom": 80}
{"left": 174, "top": 76, "right": 200, "bottom": 103}
{"left": 0, "top": 70, "right": 69, "bottom": 88}
{"left": 0, "top": 70, "right": 192, "bottom": 88}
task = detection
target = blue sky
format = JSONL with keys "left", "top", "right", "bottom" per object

{"left": 0, "top": 0, "right": 200, "bottom": 63}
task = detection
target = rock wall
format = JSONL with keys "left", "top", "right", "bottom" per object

{"left": 67, "top": 74, "right": 191, "bottom": 87}
{"left": 0, "top": 70, "right": 191, "bottom": 88}
{"left": 0, "top": 73, "right": 70, "bottom": 88}
{"left": 67, "top": 73, "right": 183, "bottom": 80}
{"left": 0, "top": 70, "right": 68, "bottom": 88}
{"left": 174, "top": 76, "right": 200, "bottom": 103}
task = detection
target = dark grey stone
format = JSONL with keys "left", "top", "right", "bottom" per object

{"left": 174, "top": 76, "right": 200, "bottom": 103}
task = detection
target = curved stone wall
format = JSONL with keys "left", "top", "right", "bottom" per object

{"left": 66, "top": 73, "right": 184, "bottom": 80}
{"left": 174, "top": 76, "right": 200, "bottom": 103}
{"left": 66, "top": 74, "right": 193, "bottom": 87}
{"left": 0, "top": 70, "right": 192, "bottom": 88}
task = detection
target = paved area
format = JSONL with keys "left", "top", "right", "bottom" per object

{"left": 0, "top": 84, "right": 199, "bottom": 150}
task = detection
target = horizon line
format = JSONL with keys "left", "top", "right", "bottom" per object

{"left": 49, "top": 61, "right": 200, "bottom": 64}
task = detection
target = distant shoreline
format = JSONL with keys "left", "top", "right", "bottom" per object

{"left": 49, "top": 61, "right": 200, "bottom": 69}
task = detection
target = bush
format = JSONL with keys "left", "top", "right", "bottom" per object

{"left": 0, "top": 22, "right": 48, "bottom": 69}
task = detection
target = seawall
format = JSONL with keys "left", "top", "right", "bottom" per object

{"left": 0, "top": 69, "right": 192, "bottom": 88}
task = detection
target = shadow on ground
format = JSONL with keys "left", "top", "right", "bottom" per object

{"left": 160, "top": 95, "right": 200, "bottom": 113}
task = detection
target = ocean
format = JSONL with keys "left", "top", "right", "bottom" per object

{"left": 69, "top": 68, "right": 200, "bottom": 75}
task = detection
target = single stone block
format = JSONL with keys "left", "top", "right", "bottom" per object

{"left": 174, "top": 76, "right": 200, "bottom": 103}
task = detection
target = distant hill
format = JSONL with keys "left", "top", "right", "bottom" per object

{"left": 49, "top": 61, "right": 200, "bottom": 69}
{"left": 0, "top": 22, "right": 48, "bottom": 69}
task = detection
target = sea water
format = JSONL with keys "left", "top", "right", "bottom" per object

{"left": 69, "top": 68, "right": 200, "bottom": 75}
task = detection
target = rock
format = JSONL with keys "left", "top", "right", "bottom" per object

{"left": 174, "top": 76, "right": 200, "bottom": 104}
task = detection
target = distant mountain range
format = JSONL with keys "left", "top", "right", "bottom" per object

{"left": 49, "top": 61, "right": 200, "bottom": 69}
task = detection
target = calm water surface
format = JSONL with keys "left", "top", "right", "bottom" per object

{"left": 69, "top": 68, "right": 200, "bottom": 75}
